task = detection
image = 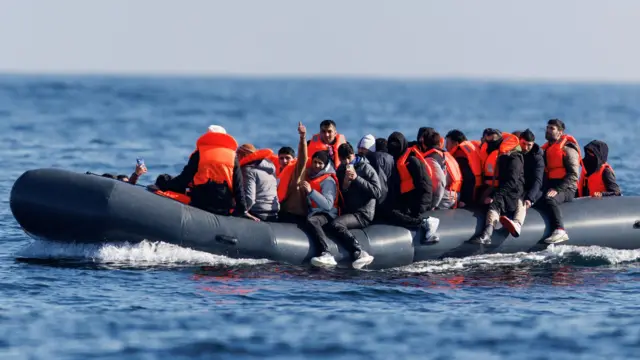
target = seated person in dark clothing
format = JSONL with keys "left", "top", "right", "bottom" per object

{"left": 577, "top": 140, "right": 621, "bottom": 198}
{"left": 499, "top": 129, "right": 544, "bottom": 237}
{"left": 309, "top": 143, "right": 380, "bottom": 269}
{"left": 153, "top": 125, "right": 257, "bottom": 221}
{"left": 357, "top": 134, "right": 394, "bottom": 210}
{"left": 379, "top": 131, "right": 440, "bottom": 243}
{"left": 469, "top": 131, "right": 523, "bottom": 244}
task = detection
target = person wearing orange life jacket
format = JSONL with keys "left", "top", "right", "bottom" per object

{"left": 578, "top": 140, "right": 621, "bottom": 198}
{"left": 311, "top": 143, "right": 380, "bottom": 269}
{"left": 540, "top": 119, "right": 581, "bottom": 244}
{"left": 418, "top": 128, "right": 461, "bottom": 209}
{"left": 278, "top": 122, "right": 310, "bottom": 224}
{"left": 445, "top": 129, "right": 483, "bottom": 208}
{"left": 468, "top": 129, "right": 524, "bottom": 245}
{"left": 236, "top": 144, "right": 280, "bottom": 222}
{"left": 307, "top": 119, "right": 346, "bottom": 169}
{"left": 299, "top": 150, "right": 340, "bottom": 265}
{"left": 153, "top": 125, "right": 258, "bottom": 221}
{"left": 499, "top": 129, "right": 546, "bottom": 237}
{"left": 380, "top": 132, "right": 440, "bottom": 243}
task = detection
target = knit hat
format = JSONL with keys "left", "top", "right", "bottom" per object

{"left": 208, "top": 125, "right": 227, "bottom": 134}
{"left": 237, "top": 144, "right": 256, "bottom": 160}
{"left": 357, "top": 134, "right": 376, "bottom": 152}
{"left": 311, "top": 150, "right": 330, "bottom": 166}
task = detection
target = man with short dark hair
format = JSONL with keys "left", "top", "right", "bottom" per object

{"left": 277, "top": 146, "right": 295, "bottom": 170}
{"left": 307, "top": 119, "right": 347, "bottom": 168}
{"left": 499, "top": 129, "right": 544, "bottom": 237}
{"left": 310, "top": 142, "right": 380, "bottom": 269}
{"left": 540, "top": 119, "right": 580, "bottom": 243}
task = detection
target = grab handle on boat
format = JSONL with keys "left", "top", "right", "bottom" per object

{"left": 215, "top": 235, "right": 238, "bottom": 245}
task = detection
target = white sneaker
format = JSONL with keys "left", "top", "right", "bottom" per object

{"left": 544, "top": 229, "right": 569, "bottom": 244}
{"left": 310, "top": 252, "right": 337, "bottom": 267}
{"left": 424, "top": 217, "right": 440, "bottom": 241}
{"left": 352, "top": 251, "right": 374, "bottom": 270}
{"left": 499, "top": 216, "right": 522, "bottom": 237}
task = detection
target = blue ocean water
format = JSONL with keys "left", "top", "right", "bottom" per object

{"left": 2, "top": 75, "right": 640, "bottom": 359}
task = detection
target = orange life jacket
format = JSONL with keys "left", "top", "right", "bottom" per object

{"left": 192, "top": 132, "right": 238, "bottom": 191}
{"left": 268, "top": 154, "right": 281, "bottom": 176}
{"left": 479, "top": 132, "right": 519, "bottom": 188}
{"left": 277, "top": 159, "right": 297, "bottom": 202}
{"left": 421, "top": 147, "right": 445, "bottom": 192}
{"left": 471, "top": 140, "right": 481, "bottom": 147}
{"left": 397, "top": 146, "right": 430, "bottom": 194}
{"left": 577, "top": 163, "right": 612, "bottom": 197}
{"left": 443, "top": 152, "right": 463, "bottom": 207}
{"left": 307, "top": 133, "right": 346, "bottom": 168}
{"left": 541, "top": 134, "right": 581, "bottom": 181}
{"left": 239, "top": 148, "right": 275, "bottom": 167}
{"left": 307, "top": 173, "right": 340, "bottom": 211}
{"left": 451, "top": 140, "right": 483, "bottom": 189}
{"left": 154, "top": 190, "right": 191, "bottom": 204}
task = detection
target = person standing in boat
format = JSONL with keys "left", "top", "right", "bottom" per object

{"left": 357, "top": 134, "right": 394, "bottom": 213}
{"left": 499, "top": 129, "right": 545, "bottom": 237}
{"left": 380, "top": 131, "right": 440, "bottom": 243}
{"left": 236, "top": 144, "right": 280, "bottom": 222}
{"left": 444, "top": 129, "right": 483, "bottom": 208}
{"left": 307, "top": 119, "right": 346, "bottom": 169}
{"left": 310, "top": 143, "right": 380, "bottom": 269}
{"left": 469, "top": 129, "right": 524, "bottom": 245}
{"left": 278, "top": 122, "right": 310, "bottom": 223}
{"left": 152, "top": 125, "right": 258, "bottom": 221}
{"left": 577, "top": 140, "right": 621, "bottom": 198}
{"left": 540, "top": 119, "right": 580, "bottom": 244}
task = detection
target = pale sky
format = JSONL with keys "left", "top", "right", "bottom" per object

{"left": 1, "top": 0, "right": 639, "bottom": 82}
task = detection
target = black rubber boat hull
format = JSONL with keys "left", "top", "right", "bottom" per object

{"left": 10, "top": 168, "right": 640, "bottom": 269}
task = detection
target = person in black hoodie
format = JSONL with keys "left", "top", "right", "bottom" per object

{"left": 499, "top": 129, "right": 544, "bottom": 237}
{"left": 381, "top": 132, "right": 440, "bottom": 243}
{"left": 578, "top": 140, "right": 621, "bottom": 197}
{"left": 469, "top": 130, "right": 524, "bottom": 244}
{"left": 313, "top": 142, "right": 381, "bottom": 269}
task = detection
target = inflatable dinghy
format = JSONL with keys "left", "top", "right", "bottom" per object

{"left": 10, "top": 168, "right": 640, "bottom": 270}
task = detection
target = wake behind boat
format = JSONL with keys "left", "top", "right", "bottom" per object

{"left": 10, "top": 168, "right": 640, "bottom": 270}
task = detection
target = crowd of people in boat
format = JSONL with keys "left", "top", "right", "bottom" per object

{"left": 98, "top": 119, "right": 621, "bottom": 269}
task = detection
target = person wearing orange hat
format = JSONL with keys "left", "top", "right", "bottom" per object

{"left": 236, "top": 143, "right": 280, "bottom": 221}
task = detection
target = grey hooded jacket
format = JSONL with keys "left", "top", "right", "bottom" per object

{"left": 241, "top": 159, "right": 280, "bottom": 219}
{"left": 307, "top": 162, "right": 339, "bottom": 219}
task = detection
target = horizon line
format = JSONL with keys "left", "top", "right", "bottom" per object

{"left": 1, "top": 69, "right": 639, "bottom": 86}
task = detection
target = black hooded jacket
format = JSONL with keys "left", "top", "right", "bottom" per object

{"left": 523, "top": 143, "right": 545, "bottom": 204}
{"left": 365, "top": 151, "right": 394, "bottom": 206}
{"left": 157, "top": 150, "right": 247, "bottom": 215}
{"left": 386, "top": 132, "right": 433, "bottom": 221}
{"left": 581, "top": 140, "right": 621, "bottom": 197}
{"left": 483, "top": 138, "right": 525, "bottom": 213}
{"left": 336, "top": 155, "right": 381, "bottom": 223}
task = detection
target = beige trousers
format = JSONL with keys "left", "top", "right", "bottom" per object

{"left": 486, "top": 199, "right": 526, "bottom": 226}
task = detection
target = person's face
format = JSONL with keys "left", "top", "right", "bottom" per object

{"left": 320, "top": 125, "right": 337, "bottom": 144}
{"left": 311, "top": 158, "right": 325, "bottom": 174}
{"left": 358, "top": 147, "right": 369, "bottom": 156}
{"left": 520, "top": 139, "right": 534, "bottom": 153}
{"left": 545, "top": 124, "right": 562, "bottom": 142}
{"left": 279, "top": 154, "right": 294, "bottom": 169}
{"left": 445, "top": 138, "right": 458, "bottom": 152}
{"left": 341, "top": 153, "right": 356, "bottom": 165}
{"left": 484, "top": 134, "right": 499, "bottom": 143}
